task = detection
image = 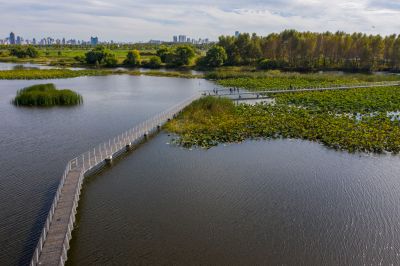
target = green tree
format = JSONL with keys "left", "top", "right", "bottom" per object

{"left": 85, "top": 46, "right": 107, "bottom": 64}
{"left": 26, "top": 46, "right": 39, "bottom": 58}
{"left": 9, "top": 46, "right": 38, "bottom": 58}
{"left": 156, "top": 46, "right": 170, "bottom": 63}
{"left": 103, "top": 52, "right": 118, "bottom": 67}
{"left": 146, "top": 56, "right": 162, "bottom": 68}
{"left": 203, "top": 45, "right": 227, "bottom": 67}
{"left": 124, "top": 50, "right": 141, "bottom": 66}
{"left": 173, "top": 45, "right": 195, "bottom": 66}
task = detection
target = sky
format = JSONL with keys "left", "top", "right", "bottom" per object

{"left": 0, "top": 0, "right": 399, "bottom": 42}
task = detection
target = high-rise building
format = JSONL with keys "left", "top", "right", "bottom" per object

{"left": 62, "top": 38, "right": 66, "bottom": 45}
{"left": 16, "top": 36, "right": 22, "bottom": 45}
{"left": 32, "top": 38, "right": 36, "bottom": 45}
{"left": 178, "top": 35, "right": 186, "bottom": 43}
{"left": 173, "top": 35, "right": 178, "bottom": 43}
{"left": 90, "top": 36, "right": 98, "bottom": 45}
{"left": 235, "top": 31, "right": 240, "bottom": 37}
{"left": 9, "top": 32, "right": 15, "bottom": 44}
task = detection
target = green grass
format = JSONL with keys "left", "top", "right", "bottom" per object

{"left": 13, "top": 83, "right": 83, "bottom": 106}
{"left": 166, "top": 90, "right": 400, "bottom": 153}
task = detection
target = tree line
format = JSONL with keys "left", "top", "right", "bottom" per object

{"left": 217, "top": 30, "right": 400, "bottom": 72}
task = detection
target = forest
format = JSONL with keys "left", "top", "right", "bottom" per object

{"left": 218, "top": 30, "right": 400, "bottom": 72}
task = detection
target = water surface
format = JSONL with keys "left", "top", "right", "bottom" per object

{"left": 0, "top": 74, "right": 213, "bottom": 265}
{"left": 67, "top": 135, "right": 400, "bottom": 265}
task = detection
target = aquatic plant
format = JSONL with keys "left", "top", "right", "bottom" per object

{"left": 166, "top": 94, "right": 400, "bottom": 154}
{"left": 207, "top": 70, "right": 400, "bottom": 91}
{"left": 13, "top": 83, "right": 83, "bottom": 106}
{"left": 0, "top": 69, "right": 111, "bottom": 80}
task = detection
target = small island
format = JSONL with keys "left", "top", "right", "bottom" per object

{"left": 13, "top": 83, "right": 83, "bottom": 106}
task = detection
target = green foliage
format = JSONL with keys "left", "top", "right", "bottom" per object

{"left": 156, "top": 46, "right": 170, "bottom": 63}
{"left": 201, "top": 45, "right": 228, "bottom": 67}
{"left": 217, "top": 30, "right": 400, "bottom": 72}
{"left": 9, "top": 46, "right": 39, "bottom": 58}
{"left": 13, "top": 83, "right": 83, "bottom": 106}
{"left": 257, "top": 59, "right": 285, "bottom": 70}
{"left": 85, "top": 46, "right": 106, "bottom": 64}
{"left": 143, "top": 56, "right": 162, "bottom": 68}
{"left": 166, "top": 94, "right": 400, "bottom": 153}
{"left": 124, "top": 50, "right": 141, "bottom": 66}
{"left": 103, "top": 53, "right": 118, "bottom": 67}
{"left": 84, "top": 46, "right": 117, "bottom": 66}
{"left": 172, "top": 45, "right": 196, "bottom": 66}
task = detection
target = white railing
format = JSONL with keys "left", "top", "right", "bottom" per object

{"left": 30, "top": 93, "right": 202, "bottom": 266}
{"left": 207, "top": 81, "right": 400, "bottom": 96}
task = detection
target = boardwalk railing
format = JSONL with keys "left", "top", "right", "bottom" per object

{"left": 206, "top": 81, "right": 400, "bottom": 97}
{"left": 31, "top": 93, "right": 202, "bottom": 266}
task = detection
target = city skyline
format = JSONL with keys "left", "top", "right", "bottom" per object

{"left": 0, "top": 0, "right": 400, "bottom": 42}
{"left": 0, "top": 31, "right": 213, "bottom": 45}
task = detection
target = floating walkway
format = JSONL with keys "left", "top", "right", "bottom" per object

{"left": 30, "top": 93, "right": 201, "bottom": 266}
{"left": 206, "top": 81, "right": 400, "bottom": 101}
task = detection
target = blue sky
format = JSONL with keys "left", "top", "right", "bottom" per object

{"left": 0, "top": 0, "right": 399, "bottom": 42}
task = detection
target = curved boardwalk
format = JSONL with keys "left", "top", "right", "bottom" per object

{"left": 30, "top": 94, "right": 201, "bottom": 266}
{"left": 208, "top": 81, "right": 400, "bottom": 100}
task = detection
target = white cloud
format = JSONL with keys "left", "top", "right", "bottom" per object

{"left": 0, "top": 0, "right": 399, "bottom": 42}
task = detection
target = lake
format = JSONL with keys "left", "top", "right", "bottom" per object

{"left": 66, "top": 135, "right": 400, "bottom": 265}
{"left": 0, "top": 74, "right": 213, "bottom": 265}
{"left": 0, "top": 69, "right": 400, "bottom": 265}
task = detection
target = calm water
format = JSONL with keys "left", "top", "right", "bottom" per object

{"left": 67, "top": 136, "right": 400, "bottom": 265}
{"left": 0, "top": 62, "right": 56, "bottom": 70}
{"left": 1, "top": 69, "right": 400, "bottom": 265}
{"left": 0, "top": 74, "right": 213, "bottom": 265}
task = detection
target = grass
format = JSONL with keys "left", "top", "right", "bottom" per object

{"left": 166, "top": 89, "right": 400, "bottom": 153}
{"left": 0, "top": 48, "right": 158, "bottom": 67}
{"left": 13, "top": 83, "right": 83, "bottom": 106}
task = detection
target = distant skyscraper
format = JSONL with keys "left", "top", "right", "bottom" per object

{"left": 178, "top": 35, "right": 186, "bottom": 43}
{"left": 90, "top": 36, "right": 98, "bottom": 45}
{"left": 173, "top": 35, "right": 178, "bottom": 43}
{"left": 9, "top": 32, "right": 15, "bottom": 45}
{"left": 235, "top": 31, "right": 240, "bottom": 37}
{"left": 32, "top": 38, "right": 36, "bottom": 45}
{"left": 62, "top": 38, "right": 66, "bottom": 45}
{"left": 16, "top": 36, "right": 22, "bottom": 45}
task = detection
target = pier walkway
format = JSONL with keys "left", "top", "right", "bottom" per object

{"left": 30, "top": 93, "right": 201, "bottom": 266}
{"left": 206, "top": 81, "right": 400, "bottom": 101}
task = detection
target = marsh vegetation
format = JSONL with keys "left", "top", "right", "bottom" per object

{"left": 166, "top": 85, "right": 400, "bottom": 153}
{"left": 13, "top": 83, "right": 83, "bottom": 106}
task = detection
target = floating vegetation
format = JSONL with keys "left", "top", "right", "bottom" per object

{"left": 0, "top": 69, "right": 111, "bottom": 80}
{"left": 166, "top": 93, "right": 400, "bottom": 154}
{"left": 13, "top": 83, "right": 83, "bottom": 106}
{"left": 274, "top": 86, "right": 400, "bottom": 113}
{"left": 208, "top": 71, "right": 400, "bottom": 91}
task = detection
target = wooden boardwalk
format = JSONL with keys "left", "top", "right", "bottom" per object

{"left": 206, "top": 81, "right": 400, "bottom": 100}
{"left": 31, "top": 94, "right": 201, "bottom": 266}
